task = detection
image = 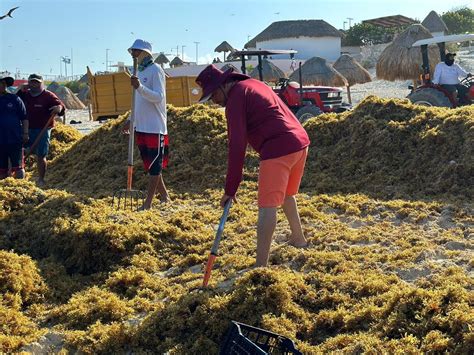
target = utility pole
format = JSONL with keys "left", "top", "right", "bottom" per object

{"left": 59, "top": 57, "right": 62, "bottom": 77}
{"left": 106, "top": 48, "right": 110, "bottom": 72}
{"left": 71, "top": 48, "right": 74, "bottom": 79}
{"left": 181, "top": 45, "right": 186, "bottom": 60}
{"left": 347, "top": 17, "right": 354, "bottom": 28}
{"left": 343, "top": 21, "right": 347, "bottom": 30}
{"left": 176, "top": 45, "right": 179, "bottom": 57}
{"left": 61, "top": 56, "right": 70, "bottom": 79}
{"left": 194, "top": 41, "right": 200, "bottom": 64}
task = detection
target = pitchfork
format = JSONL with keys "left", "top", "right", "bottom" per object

{"left": 113, "top": 58, "right": 145, "bottom": 210}
{"left": 202, "top": 199, "right": 232, "bottom": 287}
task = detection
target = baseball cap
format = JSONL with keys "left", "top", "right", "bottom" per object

{"left": 28, "top": 74, "right": 43, "bottom": 82}
{"left": 0, "top": 76, "right": 14, "bottom": 87}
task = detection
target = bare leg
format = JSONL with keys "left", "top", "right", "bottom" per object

{"left": 256, "top": 207, "right": 277, "bottom": 267}
{"left": 143, "top": 175, "right": 160, "bottom": 209}
{"left": 282, "top": 195, "right": 307, "bottom": 247}
{"left": 156, "top": 174, "right": 170, "bottom": 203}
{"left": 36, "top": 156, "right": 47, "bottom": 185}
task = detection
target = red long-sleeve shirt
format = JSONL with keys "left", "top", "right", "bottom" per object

{"left": 224, "top": 79, "right": 310, "bottom": 196}
{"left": 17, "top": 90, "right": 65, "bottom": 129}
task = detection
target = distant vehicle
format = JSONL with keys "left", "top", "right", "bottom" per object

{"left": 407, "top": 34, "right": 474, "bottom": 107}
{"left": 6, "top": 79, "right": 27, "bottom": 94}
{"left": 233, "top": 50, "right": 351, "bottom": 123}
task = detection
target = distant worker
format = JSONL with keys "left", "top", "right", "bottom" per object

{"left": 432, "top": 52, "right": 472, "bottom": 104}
{"left": 0, "top": 75, "right": 28, "bottom": 179}
{"left": 17, "top": 74, "right": 65, "bottom": 186}
{"left": 122, "top": 39, "right": 170, "bottom": 209}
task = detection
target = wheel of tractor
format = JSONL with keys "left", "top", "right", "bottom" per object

{"left": 296, "top": 105, "right": 322, "bottom": 123}
{"left": 407, "top": 88, "right": 453, "bottom": 108}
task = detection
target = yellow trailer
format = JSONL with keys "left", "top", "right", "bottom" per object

{"left": 86, "top": 67, "right": 202, "bottom": 120}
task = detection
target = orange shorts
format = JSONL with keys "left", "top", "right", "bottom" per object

{"left": 258, "top": 147, "right": 308, "bottom": 208}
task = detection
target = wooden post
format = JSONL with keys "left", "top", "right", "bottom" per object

{"left": 346, "top": 85, "right": 352, "bottom": 104}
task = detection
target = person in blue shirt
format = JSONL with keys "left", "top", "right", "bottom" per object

{"left": 0, "top": 75, "right": 28, "bottom": 179}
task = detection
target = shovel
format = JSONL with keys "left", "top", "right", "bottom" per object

{"left": 113, "top": 58, "right": 145, "bottom": 210}
{"left": 202, "top": 199, "right": 232, "bottom": 287}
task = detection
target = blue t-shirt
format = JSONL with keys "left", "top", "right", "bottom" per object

{"left": 0, "top": 93, "right": 27, "bottom": 144}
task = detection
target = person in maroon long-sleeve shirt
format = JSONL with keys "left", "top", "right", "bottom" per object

{"left": 17, "top": 74, "right": 65, "bottom": 186}
{"left": 196, "top": 65, "right": 310, "bottom": 267}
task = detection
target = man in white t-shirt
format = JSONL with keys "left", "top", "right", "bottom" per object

{"left": 122, "top": 39, "right": 170, "bottom": 209}
{"left": 432, "top": 52, "right": 472, "bottom": 104}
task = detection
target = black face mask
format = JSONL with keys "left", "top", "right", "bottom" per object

{"left": 445, "top": 59, "right": 454, "bottom": 66}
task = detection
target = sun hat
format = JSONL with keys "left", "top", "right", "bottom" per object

{"left": 195, "top": 64, "right": 249, "bottom": 103}
{"left": 128, "top": 39, "right": 153, "bottom": 56}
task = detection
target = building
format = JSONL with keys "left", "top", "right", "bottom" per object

{"left": 421, "top": 11, "right": 449, "bottom": 37}
{"left": 362, "top": 15, "right": 417, "bottom": 28}
{"left": 244, "top": 20, "right": 343, "bottom": 61}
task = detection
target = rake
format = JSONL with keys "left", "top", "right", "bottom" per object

{"left": 113, "top": 58, "right": 145, "bottom": 210}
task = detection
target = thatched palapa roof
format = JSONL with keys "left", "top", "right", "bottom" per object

{"left": 154, "top": 53, "right": 169, "bottom": 65}
{"left": 47, "top": 82, "right": 86, "bottom": 110}
{"left": 289, "top": 57, "right": 347, "bottom": 87}
{"left": 245, "top": 20, "right": 342, "bottom": 48}
{"left": 421, "top": 11, "right": 448, "bottom": 33}
{"left": 250, "top": 59, "right": 286, "bottom": 82}
{"left": 170, "top": 56, "right": 184, "bottom": 67}
{"left": 333, "top": 54, "right": 372, "bottom": 86}
{"left": 220, "top": 63, "right": 240, "bottom": 73}
{"left": 215, "top": 41, "right": 234, "bottom": 53}
{"left": 376, "top": 24, "right": 440, "bottom": 81}
{"left": 226, "top": 50, "right": 241, "bottom": 61}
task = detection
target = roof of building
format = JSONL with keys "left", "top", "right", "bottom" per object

{"left": 245, "top": 20, "right": 342, "bottom": 48}
{"left": 362, "top": 15, "right": 417, "bottom": 28}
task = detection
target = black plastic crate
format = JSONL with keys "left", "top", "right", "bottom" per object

{"left": 219, "top": 321, "right": 303, "bottom": 355}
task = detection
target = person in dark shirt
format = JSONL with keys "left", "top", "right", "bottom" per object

{"left": 17, "top": 74, "right": 65, "bottom": 186}
{"left": 196, "top": 65, "right": 310, "bottom": 267}
{"left": 0, "top": 75, "right": 28, "bottom": 179}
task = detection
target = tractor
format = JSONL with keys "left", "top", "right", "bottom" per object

{"left": 233, "top": 49, "right": 351, "bottom": 122}
{"left": 407, "top": 33, "right": 474, "bottom": 107}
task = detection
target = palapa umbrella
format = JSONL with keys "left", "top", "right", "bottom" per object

{"left": 289, "top": 57, "right": 347, "bottom": 87}
{"left": 154, "top": 53, "right": 170, "bottom": 68}
{"left": 170, "top": 56, "right": 184, "bottom": 68}
{"left": 333, "top": 54, "right": 372, "bottom": 104}
{"left": 376, "top": 24, "right": 439, "bottom": 88}
{"left": 250, "top": 59, "right": 286, "bottom": 83}
{"left": 220, "top": 63, "right": 240, "bottom": 73}
{"left": 226, "top": 50, "right": 241, "bottom": 61}
{"left": 215, "top": 41, "right": 235, "bottom": 61}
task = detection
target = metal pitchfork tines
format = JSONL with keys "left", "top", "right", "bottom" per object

{"left": 113, "top": 188, "right": 145, "bottom": 211}
{"left": 112, "top": 57, "right": 145, "bottom": 211}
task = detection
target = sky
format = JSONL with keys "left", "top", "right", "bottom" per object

{"left": 0, "top": 0, "right": 472, "bottom": 79}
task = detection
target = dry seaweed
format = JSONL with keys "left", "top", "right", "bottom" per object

{"left": 1, "top": 99, "right": 473, "bottom": 353}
